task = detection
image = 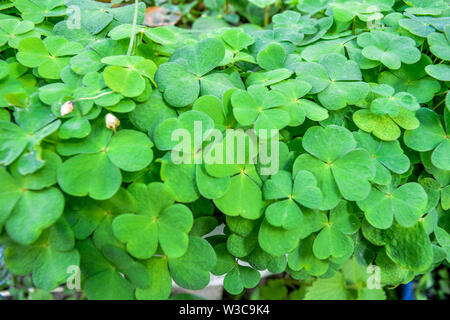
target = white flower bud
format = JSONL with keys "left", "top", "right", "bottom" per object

{"left": 105, "top": 113, "right": 120, "bottom": 131}
{"left": 60, "top": 101, "right": 75, "bottom": 116}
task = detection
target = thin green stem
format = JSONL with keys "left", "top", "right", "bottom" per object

{"left": 432, "top": 99, "right": 445, "bottom": 110}
{"left": 264, "top": 5, "right": 271, "bottom": 27}
{"left": 74, "top": 91, "right": 113, "bottom": 102}
{"left": 127, "top": 0, "right": 140, "bottom": 56}
{"left": 223, "top": 0, "right": 228, "bottom": 14}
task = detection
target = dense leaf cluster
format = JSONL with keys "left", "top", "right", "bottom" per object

{"left": 0, "top": 0, "right": 449, "bottom": 300}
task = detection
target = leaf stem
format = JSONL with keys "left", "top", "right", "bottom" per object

{"left": 264, "top": 5, "right": 271, "bottom": 27}
{"left": 73, "top": 91, "right": 114, "bottom": 102}
{"left": 432, "top": 98, "right": 445, "bottom": 110}
{"left": 127, "top": 0, "right": 140, "bottom": 56}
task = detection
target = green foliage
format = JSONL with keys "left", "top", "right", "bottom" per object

{"left": 0, "top": 0, "right": 448, "bottom": 301}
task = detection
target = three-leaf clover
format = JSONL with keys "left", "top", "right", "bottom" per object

{"left": 312, "top": 201, "right": 359, "bottom": 260}
{"left": 353, "top": 131, "right": 410, "bottom": 185}
{"left": 0, "top": 104, "right": 61, "bottom": 172}
{"left": 4, "top": 218, "right": 80, "bottom": 291}
{"left": 404, "top": 0, "right": 448, "bottom": 16}
{"left": 77, "top": 239, "right": 150, "bottom": 300}
{"left": 212, "top": 243, "right": 261, "bottom": 295}
{"left": 296, "top": 53, "right": 370, "bottom": 110}
{"left": 378, "top": 54, "right": 441, "bottom": 103}
{"left": 14, "top": 0, "right": 66, "bottom": 24}
{"left": 357, "top": 182, "right": 428, "bottom": 229}
{"left": 219, "top": 28, "right": 255, "bottom": 64}
{"left": 203, "top": 131, "right": 265, "bottom": 220}
{"left": 102, "top": 55, "right": 157, "bottom": 98}
{"left": 293, "top": 125, "right": 376, "bottom": 210}
{"left": 154, "top": 110, "right": 231, "bottom": 202}
{"left": 271, "top": 79, "right": 329, "bottom": 126}
{"left": 0, "top": 18, "right": 38, "bottom": 49}
{"left": 231, "top": 85, "right": 290, "bottom": 132}
{"left": 263, "top": 170, "right": 322, "bottom": 229}
{"left": 155, "top": 38, "right": 225, "bottom": 107}
{"left": 57, "top": 119, "right": 154, "bottom": 200}
{"left": 17, "top": 36, "right": 83, "bottom": 80}
{"left": 137, "top": 237, "right": 217, "bottom": 299}
{"left": 64, "top": 0, "right": 146, "bottom": 35}
{"left": 353, "top": 84, "right": 421, "bottom": 141}
{"left": 112, "top": 182, "right": 193, "bottom": 260}
{"left": 356, "top": 30, "right": 421, "bottom": 69}
{"left": 288, "top": 235, "right": 328, "bottom": 277}
{"left": 404, "top": 108, "right": 450, "bottom": 170}
{"left": 271, "top": 10, "right": 318, "bottom": 46}
{"left": 427, "top": 25, "right": 450, "bottom": 61}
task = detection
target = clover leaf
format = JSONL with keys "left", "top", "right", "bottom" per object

{"left": 288, "top": 235, "right": 328, "bottom": 277}
{"left": 263, "top": 170, "right": 322, "bottom": 229}
{"left": 258, "top": 218, "right": 302, "bottom": 256}
{"left": 14, "top": 0, "right": 66, "bottom": 24}
{"left": 427, "top": 25, "right": 450, "bottom": 61}
{"left": 353, "top": 84, "right": 421, "bottom": 141}
{"left": 271, "top": 79, "right": 329, "bottom": 125}
{"left": 379, "top": 54, "right": 442, "bottom": 103}
{"left": 231, "top": 85, "right": 290, "bottom": 132}
{"left": 167, "top": 236, "right": 217, "bottom": 290}
{"left": 135, "top": 256, "right": 172, "bottom": 300}
{"left": 212, "top": 241, "right": 263, "bottom": 295}
{"left": 404, "top": 0, "right": 448, "bottom": 16}
{"left": 353, "top": 131, "right": 410, "bottom": 185}
{"left": 271, "top": 10, "right": 327, "bottom": 46}
{"left": 57, "top": 120, "right": 154, "bottom": 200}
{"left": 294, "top": 125, "right": 376, "bottom": 210}
{"left": 247, "top": 246, "right": 287, "bottom": 273}
{"left": 112, "top": 182, "right": 193, "bottom": 259}
{"left": 193, "top": 93, "right": 237, "bottom": 131}
{"left": 312, "top": 201, "right": 359, "bottom": 260}
{"left": 330, "top": 0, "right": 393, "bottom": 24}
{"left": 246, "top": 68, "right": 292, "bottom": 87}
{"left": 296, "top": 53, "right": 370, "bottom": 110}
{"left": 384, "top": 222, "right": 433, "bottom": 272}
{"left": 404, "top": 108, "right": 450, "bottom": 170}
{"left": 357, "top": 182, "right": 428, "bottom": 229}
{"left": 64, "top": 0, "right": 146, "bottom": 35}
{"left": 357, "top": 30, "right": 421, "bottom": 69}
{"left": 398, "top": 14, "right": 450, "bottom": 38}
{"left": 0, "top": 151, "right": 64, "bottom": 245}
{"left": 204, "top": 131, "right": 265, "bottom": 219}
{"left": 220, "top": 28, "right": 255, "bottom": 64}
{"left": 154, "top": 110, "right": 231, "bottom": 202}
{"left": 102, "top": 55, "right": 157, "bottom": 98}
{"left": 77, "top": 239, "right": 149, "bottom": 300}
{"left": 155, "top": 38, "right": 225, "bottom": 107}
{"left": 0, "top": 18, "right": 38, "bottom": 49}
{"left": 223, "top": 264, "right": 261, "bottom": 295}
{"left": 130, "top": 91, "right": 177, "bottom": 137}
{"left": 17, "top": 36, "right": 83, "bottom": 80}
{"left": 369, "top": 84, "right": 420, "bottom": 117}
{"left": 4, "top": 218, "right": 80, "bottom": 291}
{"left": 0, "top": 105, "right": 61, "bottom": 170}
{"left": 69, "top": 39, "right": 127, "bottom": 76}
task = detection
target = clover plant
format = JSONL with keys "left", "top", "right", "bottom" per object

{"left": 0, "top": 0, "right": 448, "bottom": 300}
